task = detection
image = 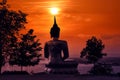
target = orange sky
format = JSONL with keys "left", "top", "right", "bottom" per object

{"left": 6, "top": 0, "right": 120, "bottom": 57}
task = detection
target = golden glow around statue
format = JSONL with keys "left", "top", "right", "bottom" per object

{"left": 50, "top": 7, "right": 59, "bottom": 15}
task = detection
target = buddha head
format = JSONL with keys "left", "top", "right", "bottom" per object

{"left": 50, "top": 16, "right": 60, "bottom": 38}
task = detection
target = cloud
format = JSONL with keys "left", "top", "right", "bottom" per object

{"left": 77, "top": 34, "right": 120, "bottom": 40}
{"left": 101, "top": 34, "right": 120, "bottom": 40}
{"left": 77, "top": 34, "right": 92, "bottom": 38}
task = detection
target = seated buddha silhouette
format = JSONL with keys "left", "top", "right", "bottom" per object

{"left": 44, "top": 17, "right": 78, "bottom": 74}
{"left": 44, "top": 16, "right": 69, "bottom": 63}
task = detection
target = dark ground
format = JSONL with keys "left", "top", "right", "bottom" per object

{"left": 0, "top": 74, "right": 120, "bottom": 80}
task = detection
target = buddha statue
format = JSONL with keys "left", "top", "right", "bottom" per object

{"left": 44, "top": 16, "right": 78, "bottom": 74}
{"left": 44, "top": 16, "right": 69, "bottom": 63}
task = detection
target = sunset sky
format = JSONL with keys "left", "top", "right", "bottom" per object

{"left": 6, "top": 0, "right": 120, "bottom": 57}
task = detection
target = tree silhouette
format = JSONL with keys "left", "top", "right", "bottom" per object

{"left": 8, "top": 35, "right": 19, "bottom": 67}
{"left": 89, "top": 63, "right": 113, "bottom": 75}
{"left": 9, "top": 29, "right": 42, "bottom": 71}
{"left": 0, "top": 0, "right": 7, "bottom": 6}
{"left": 80, "top": 36, "right": 106, "bottom": 63}
{"left": 0, "top": 0, "right": 27, "bottom": 74}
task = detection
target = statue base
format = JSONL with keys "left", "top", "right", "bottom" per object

{"left": 45, "top": 60, "right": 79, "bottom": 74}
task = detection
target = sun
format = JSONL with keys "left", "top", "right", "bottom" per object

{"left": 50, "top": 7, "right": 59, "bottom": 15}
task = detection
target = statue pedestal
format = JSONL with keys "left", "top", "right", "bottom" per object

{"left": 45, "top": 61, "right": 78, "bottom": 74}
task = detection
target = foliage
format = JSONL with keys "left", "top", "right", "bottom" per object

{"left": 2, "top": 71, "right": 29, "bottom": 75}
{"left": 89, "top": 63, "right": 113, "bottom": 75}
{"left": 0, "top": 0, "right": 27, "bottom": 74}
{"left": 80, "top": 36, "right": 106, "bottom": 63}
{"left": 9, "top": 29, "right": 42, "bottom": 68}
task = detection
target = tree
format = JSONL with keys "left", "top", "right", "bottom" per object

{"left": 9, "top": 29, "right": 42, "bottom": 71}
{"left": 89, "top": 63, "right": 113, "bottom": 75}
{"left": 0, "top": 0, "right": 27, "bottom": 74}
{"left": 80, "top": 36, "right": 106, "bottom": 63}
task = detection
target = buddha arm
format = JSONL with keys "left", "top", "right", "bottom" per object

{"left": 62, "top": 41, "right": 69, "bottom": 60}
{"left": 44, "top": 43, "right": 49, "bottom": 58}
